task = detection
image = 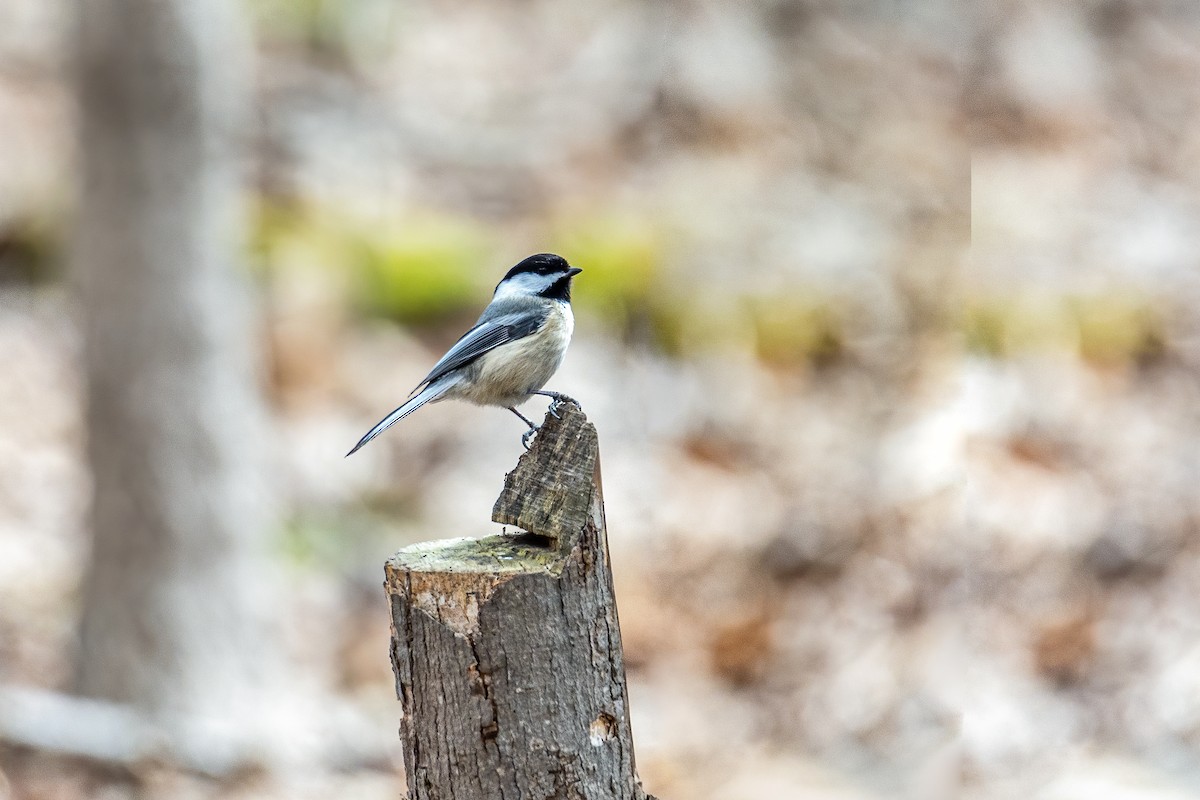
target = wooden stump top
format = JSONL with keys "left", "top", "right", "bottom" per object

{"left": 385, "top": 403, "right": 603, "bottom": 636}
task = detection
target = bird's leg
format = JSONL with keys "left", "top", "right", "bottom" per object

{"left": 509, "top": 406, "right": 538, "bottom": 429}
{"left": 530, "top": 390, "right": 580, "bottom": 419}
{"left": 509, "top": 406, "right": 539, "bottom": 450}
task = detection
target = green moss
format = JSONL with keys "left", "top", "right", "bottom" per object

{"left": 348, "top": 219, "right": 491, "bottom": 326}
{"left": 251, "top": 198, "right": 1171, "bottom": 371}
{"left": 961, "top": 293, "right": 1164, "bottom": 365}
{"left": 1070, "top": 293, "right": 1164, "bottom": 367}
{"left": 390, "top": 532, "right": 564, "bottom": 576}
{"left": 747, "top": 295, "right": 845, "bottom": 368}
{"left": 553, "top": 214, "right": 664, "bottom": 332}
{"left": 960, "top": 301, "right": 1009, "bottom": 357}
{"left": 277, "top": 512, "right": 343, "bottom": 568}
{"left": 250, "top": 199, "right": 495, "bottom": 327}
{"left": 959, "top": 297, "right": 1072, "bottom": 357}
{"left": 1006, "top": 299, "right": 1077, "bottom": 353}
{"left": 638, "top": 301, "right": 694, "bottom": 357}
{"left": 249, "top": 0, "right": 353, "bottom": 57}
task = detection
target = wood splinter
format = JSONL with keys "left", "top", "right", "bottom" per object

{"left": 385, "top": 404, "right": 655, "bottom": 800}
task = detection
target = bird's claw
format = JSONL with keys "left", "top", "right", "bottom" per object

{"left": 521, "top": 427, "right": 539, "bottom": 450}
{"left": 547, "top": 393, "right": 579, "bottom": 419}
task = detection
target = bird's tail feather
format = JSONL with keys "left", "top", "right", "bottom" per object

{"left": 345, "top": 381, "right": 451, "bottom": 456}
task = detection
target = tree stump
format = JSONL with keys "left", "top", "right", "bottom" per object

{"left": 385, "top": 405, "right": 655, "bottom": 800}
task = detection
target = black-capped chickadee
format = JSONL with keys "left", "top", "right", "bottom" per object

{"left": 346, "top": 253, "right": 583, "bottom": 456}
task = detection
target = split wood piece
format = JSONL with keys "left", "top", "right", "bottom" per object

{"left": 385, "top": 404, "right": 655, "bottom": 800}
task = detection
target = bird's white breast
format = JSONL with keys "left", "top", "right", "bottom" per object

{"left": 458, "top": 301, "right": 574, "bottom": 407}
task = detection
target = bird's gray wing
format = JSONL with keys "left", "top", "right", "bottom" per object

{"left": 414, "top": 308, "right": 548, "bottom": 391}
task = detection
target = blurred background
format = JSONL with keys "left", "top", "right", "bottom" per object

{"left": 2, "top": 0, "right": 1200, "bottom": 798}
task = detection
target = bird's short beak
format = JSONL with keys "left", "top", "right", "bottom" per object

{"left": 567, "top": 267, "right": 583, "bottom": 277}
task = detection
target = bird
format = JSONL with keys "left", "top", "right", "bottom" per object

{"left": 346, "top": 253, "right": 582, "bottom": 456}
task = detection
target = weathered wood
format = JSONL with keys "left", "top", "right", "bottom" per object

{"left": 385, "top": 405, "right": 654, "bottom": 800}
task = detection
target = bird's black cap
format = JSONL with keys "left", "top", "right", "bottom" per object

{"left": 502, "top": 253, "right": 575, "bottom": 281}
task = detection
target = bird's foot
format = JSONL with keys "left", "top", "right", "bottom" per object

{"left": 521, "top": 426, "right": 539, "bottom": 450}
{"left": 549, "top": 395, "right": 579, "bottom": 418}
{"left": 536, "top": 391, "right": 580, "bottom": 419}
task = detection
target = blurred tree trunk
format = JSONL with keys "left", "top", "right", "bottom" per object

{"left": 72, "top": 0, "right": 278, "bottom": 767}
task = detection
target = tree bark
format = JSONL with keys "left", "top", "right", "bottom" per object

{"left": 71, "top": 0, "right": 278, "bottom": 771}
{"left": 386, "top": 405, "right": 655, "bottom": 800}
